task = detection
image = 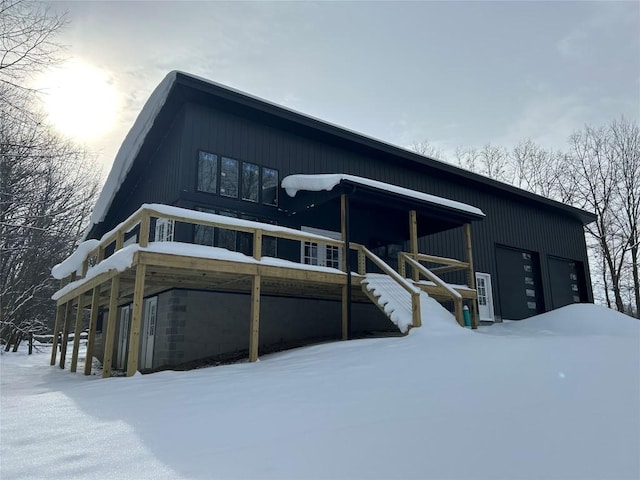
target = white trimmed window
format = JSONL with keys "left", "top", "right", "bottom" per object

{"left": 155, "top": 218, "right": 175, "bottom": 242}
{"left": 301, "top": 227, "right": 342, "bottom": 269}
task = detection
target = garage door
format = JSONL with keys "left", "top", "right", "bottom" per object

{"left": 495, "top": 246, "right": 545, "bottom": 320}
{"left": 548, "top": 257, "right": 588, "bottom": 309}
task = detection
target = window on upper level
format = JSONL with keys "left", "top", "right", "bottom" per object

{"left": 241, "top": 162, "right": 260, "bottom": 202}
{"left": 262, "top": 167, "right": 278, "bottom": 206}
{"left": 197, "top": 151, "right": 277, "bottom": 206}
{"left": 220, "top": 157, "right": 239, "bottom": 198}
{"left": 197, "top": 151, "right": 217, "bottom": 194}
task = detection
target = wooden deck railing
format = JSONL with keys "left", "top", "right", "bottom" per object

{"left": 398, "top": 253, "right": 465, "bottom": 326}
{"left": 71, "top": 205, "right": 347, "bottom": 283}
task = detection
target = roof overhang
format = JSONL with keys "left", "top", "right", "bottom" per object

{"left": 281, "top": 174, "right": 484, "bottom": 245}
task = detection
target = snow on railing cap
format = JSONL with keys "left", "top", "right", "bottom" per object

{"left": 51, "top": 239, "right": 101, "bottom": 279}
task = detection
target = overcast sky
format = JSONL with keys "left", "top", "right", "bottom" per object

{"left": 46, "top": 1, "right": 640, "bottom": 174}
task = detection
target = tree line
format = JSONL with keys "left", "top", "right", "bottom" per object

{"left": 1, "top": 0, "right": 99, "bottom": 347}
{"left": 413, "top": 118, "right": 640, "bottom": 318}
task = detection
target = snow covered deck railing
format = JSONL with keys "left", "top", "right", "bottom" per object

{"left": 53, "top": 203, "right": 347, "bottom": 282}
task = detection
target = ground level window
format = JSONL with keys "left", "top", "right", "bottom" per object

{"left": 241, "top": 162, "right": 260, "bottom": 202}
{"left": 300, "top": 227, "right": 342, "bottom": 269}
{"left": 197, "top": 151, "right": 217, "bottom": 193}
{"left": 220, "top": 157, "right": 239, "bottom": 197}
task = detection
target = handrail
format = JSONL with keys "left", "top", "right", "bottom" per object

{"left": 412, "top": 253, "right": 470, "bottom": 269}
{"left": 399, "top": 252, "right": 464, "bottom": 326}
{"left": 358, "top": 246, "right": 422, "bottom": 328}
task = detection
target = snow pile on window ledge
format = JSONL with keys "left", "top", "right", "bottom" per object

{"left": 281, "top": 173, "right": 485, "bottom": 216}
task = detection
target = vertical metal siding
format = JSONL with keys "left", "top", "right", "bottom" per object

{"left": 111, "top": 101, "right": 592, "bottom": 319}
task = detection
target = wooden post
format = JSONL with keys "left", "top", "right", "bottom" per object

{"left": 50, "top": 304, "right": 64, "bottom": 365}
{"left": 249, "top": 274, "right": 261, "bottom": 362}
{"left": 411, "top": 293, "right": 422, "bottom": 328}
{"left": 341, "top": 285, "right": 348, "bottom": 340}
{"left": 70, "top": 294, "right": 85, "bottom": 372}
{"left": 357, "top": 250, "right": 366, "bottom": 275}
{"left": 126, "top": 263, "right": 147, "bottom": 377}
{"left": 81, "top": 259, "right": 89, "bottom": 278}
{"left": 84, "top": 287, "right": 101, "bottom": 375}
{"left": 253, "top": 230, "right": 262, "bottom": 260}
{"left": 341, "top": 193, "right": 352, "bottom": 339}
{"left": 409, "top": 210, "right": 419, "bottom": 282}
{"left": 464, "top": 223, "right": 479, "bottom": 329}
{"left": 115, "top": 230, "right": 124, "bottom": 251}
{"left": 102, "top": 275, "right": 120, "bottom": 378}
{"left": 139, "top": 212, "right": 150, "bottom": 248}
{"left": 341, "top": 194, "right": 348, "bottom": 273}
{"left": 58, "top": 301, "right": 73, "bottom": 369}
{"left": 398, "top": 253, "right": 406, "bottom": 278}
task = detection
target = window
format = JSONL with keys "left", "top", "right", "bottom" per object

{"left": 303, "top": 242, "right": 319, "bottom": 265}
{"left": 155, "top": 218, "right": 174, "bottom": 242}
{"left": 194, "top": 208, "right": 215, "bottom": 246}
{"left": 262, "top": 167, "right": 278, "bottom": 206}
{"left": 300, "top": 227, "right": 343, "bottom": 269}
{"left": 197, "top": 151, "right": 217, "bottom": 193}
{"left": 195, "top": 151, "right": 278, "bottom": 206}
{"left": 325, "top": 245, "right": 341, "bottom": 269}
{"left": 242, "top": 162, "right": 260, "bottom": 202}
{"left": 220, "top": 157, "right": 239, "bottom": 197}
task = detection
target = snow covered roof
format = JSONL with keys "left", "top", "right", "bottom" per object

{"left": 282, "top": 174, "right": 485, "bottom": 218}
{"left": 86, "top": 72, "right": 178, "bottom": 237}
{"left": 86, "top": 71, "right": 593, "bottom": 239}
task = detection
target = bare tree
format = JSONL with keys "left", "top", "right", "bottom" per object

{"left": 455, "top": 144, "right": 513, "bottom": 184}
{"left": 511, "top": 140, "right": 576, "bottom": 202}
{"left": 0, "top": 0, "right": 66, "bottom": 85}
{"left": 0, "top": 1, "right": 99, "bottom": 345}
{"left": 609, "top": 118, "right": 640, "bottom": 316}
{"left": 410, "top": 139, "right": 445, "bottom": 161}
{"left": 0, "top": 88, "right": 99, "bottom": 343}
{"left": 566, "top": 124, "right": 630, "bottom": 313}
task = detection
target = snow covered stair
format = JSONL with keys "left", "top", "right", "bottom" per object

{"left": 361, "top": 273, "right": 424, "bottom": 333}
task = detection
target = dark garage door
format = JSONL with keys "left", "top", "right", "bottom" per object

{"left": 496, "top": 246, "right": 545, "bottom": 320}
{"left": 548, "top": 256, "right": 588, "bottom": 309}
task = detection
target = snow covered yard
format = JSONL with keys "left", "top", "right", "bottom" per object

{"left": 1, "top": 302, "right": 639, "bottom": 480}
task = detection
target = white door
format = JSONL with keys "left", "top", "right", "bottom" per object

{"left": 475, "top": 272, "right": 495, "bottom": 322}
{"left": 140, "top": 297, "right": 157, "bottom": 369}
{"left": 300, "top": 227, "right": 342, "bottom": 269}
{"left": 117, "top": 305, "right": 131, "bottom": 369}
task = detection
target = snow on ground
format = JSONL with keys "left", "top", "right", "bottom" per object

{"left": 1, "top": 303, "right": 639, "bottom": 480}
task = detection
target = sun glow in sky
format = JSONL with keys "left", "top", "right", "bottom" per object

{"left": 39, "top": 60, "right": 120, "bottom": 141}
